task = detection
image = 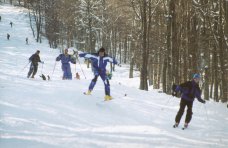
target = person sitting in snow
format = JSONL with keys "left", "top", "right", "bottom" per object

{"left": 56, "top": 48, "right": 76, "bottom": 80}
{"left": 172, "top": 74, "right": 206, "bottom": 129}
{"left": 79, "top": 47, "right": 119, "bottom": 101}
{"left": 27, "top": 50, "right": 44, "bottom": 78}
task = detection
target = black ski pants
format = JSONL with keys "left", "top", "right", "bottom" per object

{"left": 27, "top": 63, "right": 38, "bottom": 77}
{"left": 175, "top": 98, "right": 193, "bottom": 124}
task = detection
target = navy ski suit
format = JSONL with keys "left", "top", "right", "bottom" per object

{"left": 56, "top": 54, "right": 76, "bottom": 80}
{"left": 79, "top": 52, "right": 118, "bottom": 96}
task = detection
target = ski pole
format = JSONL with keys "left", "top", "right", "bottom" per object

{"left": 161, "top": 95, "right": 173, "bottom": 111}
{"left": 51, "top": 61, "right": 57, "bottom": 77}
{"left": 75, "top": 61, "right": 76, "bottom": 73}
{"left": 17, "top": 62, "right": 30, "bottom": 77}
{"left": 73, "top": 50, "right": 77, "bottom": 74}
{"left": 203, "top": 104, "right": 209, "bottom": 121}
{"left": 40, "top": 63, "right": 43, "bottom": 74}
{"left": 76, "top": 55, "right": 86, "bottom": 79}
{"left": 19, "top": 61, "right": 30, "bottom": 73}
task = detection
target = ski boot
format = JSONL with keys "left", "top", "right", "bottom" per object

{"left": 184, "top": 123, "right": 188, "bottom": 128}
{"left": 104, "top": 95, "right": 112, "bottom": 101}
{"left": 182, "top": 123, "right": 188, "bottom": 130}
{"left": 173, "top": 122, "right": 179, "bottom": 128}
{"left": 84, "top": 90, "right": 92, "bottom": 95}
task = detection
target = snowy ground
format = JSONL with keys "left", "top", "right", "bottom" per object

{"left": 0, "top": 4, "right": 228, "bottom": 148}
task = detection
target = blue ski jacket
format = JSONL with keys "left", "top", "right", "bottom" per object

{"left": 79, "top": 52, "right": 118, "bottom": 74}
{"left": 56, "top": 54, "right": 76, "bottom": 64}
{"left": 175, "top": 80, "right": 205, "bottom": 103}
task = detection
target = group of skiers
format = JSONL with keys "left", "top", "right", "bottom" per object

{"left": 2, "top": 11, "right": 208, "bottom": 128}
{"left": 27, "top": 47, "right": 207, "bottom": 126}
{"left": 27, "top": 47, "right": 117, "bottom": 101}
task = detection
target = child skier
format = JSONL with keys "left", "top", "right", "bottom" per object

{"left": 56, "top": 48, "right": 76, "bottom": 80}
{"left": 172, "top": 74, "right": 206, "bottom": 129}
{"left": 79, "top": 47, "right": 118, "bottom": 101}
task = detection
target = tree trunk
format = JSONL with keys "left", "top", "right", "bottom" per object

{"left": 219, "top": 0, "right": 228, "bottom": 102}
{"left": 129, "top": 41, "right": 135, "bottom": 78}
{"left": 139, "top": 0, "right": 148, "bottom": 90}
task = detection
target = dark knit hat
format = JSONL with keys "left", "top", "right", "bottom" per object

{"left": 98, "top": 47, "right": 105, "bottom": 53}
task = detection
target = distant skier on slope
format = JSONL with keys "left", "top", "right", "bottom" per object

{"left": 172, "top": 74, "right": 206, "bottom": 129}
{"left": 56, "top": 48, "right": 76, "bottom": 80}
{"left": 27, "top": 50, "right": 44, "bottom": 78}
{"left": 79, "top": 47, "right": 119, "bottom": 101}
{"left": 7, "top": 33, "right": 10, "bottom": 40}
{"left": 10, "top": 21, "right": 13, "bottom": 27}
{"left": 26, "top": 37, "right": 28, "bottom": 44}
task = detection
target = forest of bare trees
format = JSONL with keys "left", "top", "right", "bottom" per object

{"left": 5, "top": 0, "right": 228, "bottom": 102}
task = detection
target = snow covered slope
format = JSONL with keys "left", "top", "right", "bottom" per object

{"left": 0, "top": 4, "right": 228, "bottom": 148}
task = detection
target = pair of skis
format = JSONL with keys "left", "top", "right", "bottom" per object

{"left": 83, "top": 92, "right": 113, "bottom": 102}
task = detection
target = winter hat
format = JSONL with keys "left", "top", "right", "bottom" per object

{"left": 193, "top": 73, "right": 200, "bottom": 79}
{"left": 98, "top": 47, "right": 105, "bottom": 53}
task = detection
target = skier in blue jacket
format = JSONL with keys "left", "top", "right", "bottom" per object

{"left": 172, "top": 74, "right": 206, "bottom": 128}
{"left": 79, "top": 47, "right": 118, "bottom": 101}
{"left": 56, "top": 48, "right": 76, "bottom": 80}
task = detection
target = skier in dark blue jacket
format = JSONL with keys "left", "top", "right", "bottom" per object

{"left": 27, "top": 50, "right": 44, "bottom": 78}
{"left": 56, "top": 48, "right": 76, "bottom": 80}
{"left": 79, "top": 47, "right": 118, "bottom": 101}
{"left": 172, "top": 74, "right": 206, "bottom": 128}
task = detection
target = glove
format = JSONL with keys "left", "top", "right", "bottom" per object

{"left": 172, "top": 84, "right": 177, "bottom": 92}
{"left": 73, "top": 50, "right": 78, "bottom": 55}
{"left": 172, "top": 91, "right": 177, "bottom": 97}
